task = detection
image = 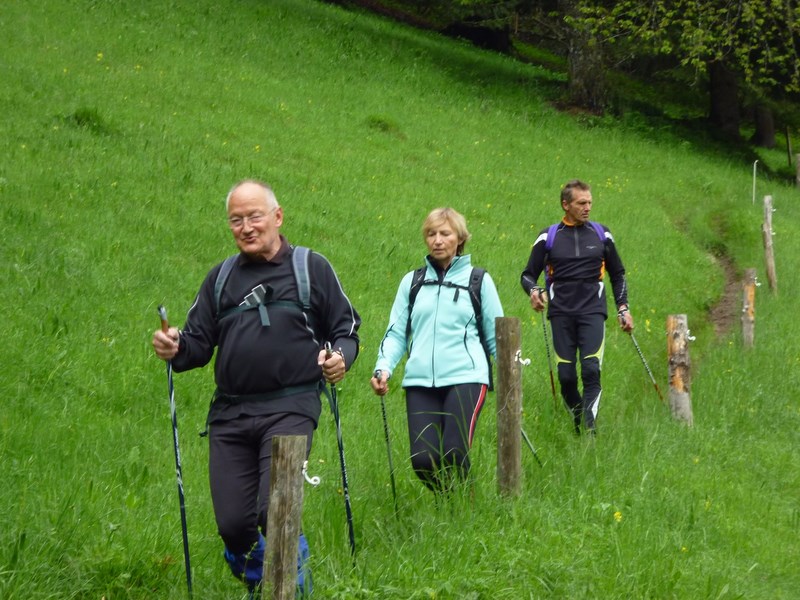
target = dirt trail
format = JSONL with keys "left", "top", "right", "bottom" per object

{"left": 709, "top": 254, "right": 741, "bottom": 337}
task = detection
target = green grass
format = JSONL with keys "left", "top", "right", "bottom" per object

{"left": 2, "top": 0, "right": 799, "bottom": 598}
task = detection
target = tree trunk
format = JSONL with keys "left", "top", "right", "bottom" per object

{"left": 567, "top": 35, "right": 607, "bottom": 111}
{"left": 560, "top": 0, "right": 607, "bottom": 112}
{"left": 708, "top": 60, "right": 740, "bottom": 139}
{"left": 750, "top": 104, "right": 776, "bottom": 148}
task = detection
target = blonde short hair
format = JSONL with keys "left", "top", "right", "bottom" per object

{"left": 422, "top": 207, "right": 471, "bottom": 255}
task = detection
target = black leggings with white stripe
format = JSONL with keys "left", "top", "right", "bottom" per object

{"left": 550, "top": 313, "right": 605, "bottom": 433}
{"left": 405, "top": 383, "right": 487, "bottom": 491}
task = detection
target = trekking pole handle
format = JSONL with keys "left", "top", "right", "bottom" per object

{"left": 325, "top": 341, "right": 345, "bottom": 361}
{"left": 157, "top": 305, "right": 169, "bottom": 334}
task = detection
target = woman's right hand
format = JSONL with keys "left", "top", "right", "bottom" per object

{"left": 370, "top": 370, "right": 389, "bottom": 396}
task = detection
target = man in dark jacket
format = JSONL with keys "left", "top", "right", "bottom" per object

{"left": 520, "top": 179, "right": 633, "bottom": 434}
{"left": 152, "top": 179, "right": 360, "bottom": 596}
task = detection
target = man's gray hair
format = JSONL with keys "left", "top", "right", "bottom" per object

{"left": 225, "top": 179, "right": 280, "bottom": 211}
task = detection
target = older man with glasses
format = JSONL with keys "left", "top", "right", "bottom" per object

{"left": 153, "top": 179, "right": 361, "bottom": 597}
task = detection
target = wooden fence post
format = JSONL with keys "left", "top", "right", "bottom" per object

{"left": 762, "top": 195, "right": 777, "bottom": 293}
{"left": 741, "top": 268, "right": 756, "bottom": 348}
{"left": 795, "top": 153, "right": 800, "bottom": 188}
{"left": 265, "top": 435, "right": 306, "bottom": 600}
{"left": 495, "top": 316, "right": 522, "bottom": 497}
{"left": 666, "top": 314, "right": 694, "bottom": 426}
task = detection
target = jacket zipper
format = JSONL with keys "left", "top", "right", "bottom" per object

{"left": 431, "top": 279, "right": 442, "bottom": 387}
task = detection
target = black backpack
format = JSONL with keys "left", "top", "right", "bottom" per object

{"left": 406, "top": 266, "right": 493, "bottom": 390}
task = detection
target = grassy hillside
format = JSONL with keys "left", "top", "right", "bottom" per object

{"left": 1, "top": 0, "right": 798, "bottom": 598}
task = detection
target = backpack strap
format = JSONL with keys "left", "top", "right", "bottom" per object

{"left": 213, "top": 247, "right": 313, "bottom": 324}
{"left": 214, "top": 254, "right": 271, "bottom": 323}
{"left": 468, "top": 268, "right": 486, "bottom": 341}
{"left": 589, "top": 221, "right": 606, "bottom": 245}
{"left": 214, "top": 254, "right": 239, "bottom": 319}
{"left": 408, "top": 266, "right": 427, "bottom": 308}
{"left": 544, "top": 223, "right": 559, "bottom": 251}
{"left": 543, "top": 223, "right": 560, "bottom": 288}
{"left": 468, "top": 267, "right": 493, "bottom": 390}
{"left": 405, "top": 267, "right": 429, "bottom": 347}
{"left": 292, "top": 246, "right": 311, "bottom": 311}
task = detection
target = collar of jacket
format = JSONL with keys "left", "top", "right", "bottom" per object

{"left": 424, "top": 253, "right": 472, "bottom": 280}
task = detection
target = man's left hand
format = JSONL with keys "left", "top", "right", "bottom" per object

{"left": 617, "top": 306, "right": 634, "bottom": 333}
{"left": 319, "top": 348, "right": 346, "bottom": 384}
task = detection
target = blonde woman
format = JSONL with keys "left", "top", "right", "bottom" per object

{"left": 371, "top": 208, "right": 503, "bottom": 492}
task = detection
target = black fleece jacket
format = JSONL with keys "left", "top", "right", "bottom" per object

{"left": 172, "top": 236, "right": 360, "bottom": 425}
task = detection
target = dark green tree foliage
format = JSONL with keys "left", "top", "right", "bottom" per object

{"left": 389, "top": 0, "right": 522, "bottom": 52}
{"left": 581, "top": 0, "right": 799, "bottom": 92}
{"left": 577, "top": 0, "right": 800, "bottom": 134}
{"left": 389, "top": 0, "right": 522, "bottom": 27}
{"left": 374, "top": 0, "right": 799, "bottom": 137}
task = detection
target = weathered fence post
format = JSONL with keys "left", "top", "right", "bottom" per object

{"left": 795, "top": 153, "right": 800, "bottom": 188}
{"left": 495, "top": 316, "right": 522, "bottom": 497}
{"left": 762, "top": 195, "right": 777, "bottom": 292}
{"left": 265, "top": 435, "right": 306, "bottom": 600}
{"left": 741, "top": 268, "right": 756, "bottom": 348}
{"left": 666, "top": 315, "right": 694, "bottom": 426}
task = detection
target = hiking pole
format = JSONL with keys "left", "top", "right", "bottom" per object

{"left": 325, "top": 343, "right": 356, "bottom": 561}
{"left": 540, "top": 316, "right": 558, "bottom": 411}
{"left": 629, "top": 332, "right": 665, "bottom": 403}
{"left": 521, "top": 427, "right": 543, "bottom": 468}
{"left": 157, "top": 306, "right": 193, "bottom": 598}
{"left": 374, "top": 370, "right": 398, "bottom": 513}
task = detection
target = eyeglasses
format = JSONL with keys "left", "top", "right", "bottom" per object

{"left": 228, "top": 207, "right": 277, "bottom": 229}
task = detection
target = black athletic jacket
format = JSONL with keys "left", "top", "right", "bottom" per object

{"left": 172, "top": 236, "right": 361, "bottom": 425}
{"left": 520, "top": 220, "right": 628, "bottom": 319}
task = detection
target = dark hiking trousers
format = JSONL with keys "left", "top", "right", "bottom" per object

{"left": 208, "top": 412, "right": 314, "bottom": 554}
{"left": 405, "top": 383, "right": 487, "bottom": 491}
{"left": 550, "top": 313, "right": 605, "bottom": 432}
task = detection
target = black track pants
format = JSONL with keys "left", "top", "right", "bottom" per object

{"left": 550, "top": 314, "right": 605, "bottom": 432}
{"left": 208, "top": 413, "right": 314, "bottom": 554}
{"left": 405, "top": 383, "right": 487, "bottom": 491}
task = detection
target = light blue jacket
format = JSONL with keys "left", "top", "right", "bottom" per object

{"left": 374, "top": 254, "right": 504, "bottom": 388}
